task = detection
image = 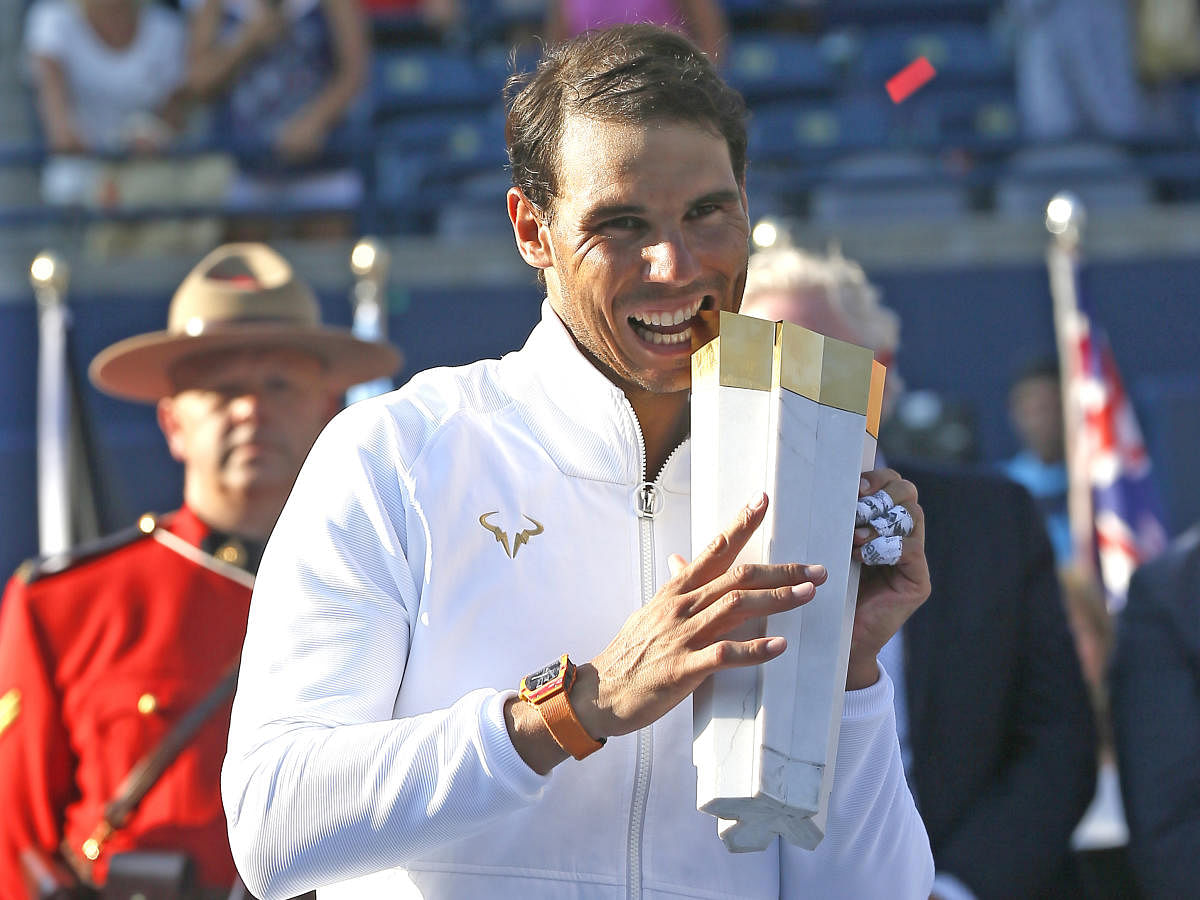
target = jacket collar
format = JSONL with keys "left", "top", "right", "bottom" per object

{"left": 501, "top": 301, "right": 689, "bottom": 493}
{"left": 167, "top": 506, "right": 263, "bottom": 574}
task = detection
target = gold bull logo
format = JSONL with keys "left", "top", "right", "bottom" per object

{"left": 479, "top": 511, "right": 544, "bottom": 559}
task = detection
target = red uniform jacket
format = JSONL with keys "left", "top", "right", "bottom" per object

{"left": 0, "top": 508, "right": 252, "bottom": 896}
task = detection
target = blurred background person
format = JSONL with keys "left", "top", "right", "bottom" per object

{"left": 0, "top": 243, "right": 399, "bottom": 899}
{"left": 1007, "top": 0, "right": 1145, "bottom": 140}
{"left": 1003, "top": 356, "right": 1073, "bottom": 566}
{"left": 544, "top": 0, "right": 728, "bottom": 60}
{"left": 24, "top": 0, "right": 188, "bottom": 205}
{"left": 1111, "top": 520, "right": 1200, "bottom": 899}
{"left": 185, "top": 0, "right": 371, "bottom": 237}
{"left": 741, "top": 242, "right": 1098, "bottom": 900}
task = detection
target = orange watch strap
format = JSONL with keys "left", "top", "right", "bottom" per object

{"left": 536, "top": 685, "right": 605, "bottom": 760}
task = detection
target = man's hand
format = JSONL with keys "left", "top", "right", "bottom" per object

{"left": 275, "top": 107, "right": 331, "bottom": 163}
{"left": 242, "top": 3, "right": 288, "bottom": 53}
{"left": 846, "top": 468, "right": 930, "bottom": 689}
{"left": 506, "top": 494, "right": 827, "bottom": 774}
{"left": 577, "top": 493, "right": 827, "bottom": 740}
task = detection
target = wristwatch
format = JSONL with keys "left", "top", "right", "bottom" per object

{"left": 519, "top": 654, "right": 606, "bottom": 760}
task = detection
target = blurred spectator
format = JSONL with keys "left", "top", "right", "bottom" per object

{"left": 23, "top": 0, "right": 232, "bottom": 256}
{"left": 1136, "top": 0, "right": 1200, "bottom": 83}
{"left": 741, "top": 243, "right": 1097, "bottom": 900}
{"left": 1111, "top": 522, "right": 1200, "bottom": 899}
{"left": 1009, "top": 0, "right": 1145, "bottom": 140}
{"left": 0, "top": 244, "right": 399, "bottom": 899}
{"left": 1002, "top": 356, "right": 1072, "bottom": 565}
{"left": 544, "top": 0, "right": 728, "bottom": 60}
{"left": 185, "top": 0, "right": 371, "bottom": 236}
{"left": 25, "top": 0, "right": 186, "bottom": 196}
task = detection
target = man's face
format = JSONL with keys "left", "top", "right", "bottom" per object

{"left": 519, "top": 116, "right": 750, "bottom": 398}
{"left": 1010, "top": 374, "right": 1064, "bottom": 463}
{"left": 158, "top": 347, "right": 336, "bottom": 504}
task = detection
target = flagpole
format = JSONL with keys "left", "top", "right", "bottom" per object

{"left": 1044, "top": 193, "right": 1095, "bottom": 576}
{"left": 345, "top": 237, "right": 394, "bottom": 405}
{"left": 31, "top": 251, "right": 72, "bottom": 556}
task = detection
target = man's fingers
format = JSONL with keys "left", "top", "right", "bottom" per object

{"left": 870, "top": 505, "right": 914, "bottom": 537}
{"left": 667, "top": 553, "right": 687, "bottom": 579}
{"left": 685, "top": 636, "right": 789, "bottom": 677}
{"left": 685, "top": 562, "right": 827, "bottom": 616}
{"left": 861, "top": 535, "right": 904, "bottom": 566}
{"left": 672, "top": 493, "right": 769, "bottom": 592}
{"left": 855, "top": 489, "right": 894, "bottom": 525}
{"left": 688, "top": 580, "right": 817, "bottom": 643}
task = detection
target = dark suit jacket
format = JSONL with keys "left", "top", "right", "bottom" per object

{"left": 897, "top": 460, "right": 1098, "bottom": 899}
{"left": 1111, "top": 523, "right": 1200, "bottom": 899}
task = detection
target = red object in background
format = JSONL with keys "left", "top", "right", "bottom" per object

{"left": 886, "top": 56, "right": 937, "bottom": 104}
{"left": 360, "top": 0, "right": 423, "bottom": 11}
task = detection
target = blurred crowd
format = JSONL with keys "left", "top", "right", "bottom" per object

{"left": 9, "top": 0, "right": 1200, "bottom": 252}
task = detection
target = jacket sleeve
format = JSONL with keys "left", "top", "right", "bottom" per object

{"left": 221, "top": 401, "right": 548, "bottom": 900}
{"left": 1111, "top": 551, "right": 1200, "bottom": 898}
{"left": 779, "top": 668, "right": 934, "bottom": 899}
{"left": 931, "top": 488, "right": 1097, "bottom": 899}
{"left": 0, "top": 575, "right": 76, "bottom": 899}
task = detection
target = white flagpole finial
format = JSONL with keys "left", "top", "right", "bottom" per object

{"left": 1045, "top": 192, "right": 1086, "bottom": 247}
{"left": 30, "top": 251, "right": 69, "bottom": 298}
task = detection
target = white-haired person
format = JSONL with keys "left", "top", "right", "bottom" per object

{"left": 741, "top": 242, "right": 1097, "bottom": 900}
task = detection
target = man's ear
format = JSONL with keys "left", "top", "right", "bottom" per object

{"left": 156, "top": 397, "right": 187, "bottom": 464}
{"left": 508, "top": 187, "right": 552, "bottom": 270}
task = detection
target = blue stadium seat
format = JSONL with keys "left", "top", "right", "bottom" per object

{"left": 726, "top": 32, "right": 835, "bottom": 103}
{"left": 901, "top": 86, "right": 1020, "bottom": 150}
{"left": 373, "top": 48, "right": 503, "bottom": 116}
{"left": 749, "top": 94, "right": 892, "bottom": 161}
{"left": 373, "top": 106, "right": 508, "bottom": 232}
{"left": 828, "top": 0, "right": 997, "bottom": 26}
{"left": 994, "top": 142, "right": 1153, "bottom": 219}
{"left": 810, "top": 150, "right": 969, "bottom": 222}
{"left": 855, "top": 24, "right": 1009, "bottom": 87}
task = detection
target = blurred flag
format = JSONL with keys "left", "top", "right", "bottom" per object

{"left": 1048, "top": 241, "right": 1168, "bottom": 611}
{"left": 346, "top": 238, "right": 395, "bottom": 405}
{"left": 32, "top": 252, "right": 100, "bottom": 556}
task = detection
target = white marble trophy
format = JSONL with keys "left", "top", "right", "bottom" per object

{"left": 692, "top": 311, "right": 885, "bottom": 852}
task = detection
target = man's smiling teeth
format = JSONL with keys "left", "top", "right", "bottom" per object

{"left": 630, "top": 299, "right": 704, "bottom": 327}
{"left": 635, "top": 326, "right": 691, "bottom": 345}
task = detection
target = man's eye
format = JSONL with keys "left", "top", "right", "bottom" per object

{"left": 603, "top": 216, "right": 643, "bottom": 231}
{"left": 688, "top": 203, "right": 719, "bottom": 219}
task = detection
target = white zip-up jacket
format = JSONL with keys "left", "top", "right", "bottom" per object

{"left": 222, "top": 302, "right": 934, "bottom": 900}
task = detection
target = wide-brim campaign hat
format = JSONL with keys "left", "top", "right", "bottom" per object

{"left": 89, "top": 243, "right": 403, "bottom": 402}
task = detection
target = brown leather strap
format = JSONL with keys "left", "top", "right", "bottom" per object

{"left": 72, "top": 658, "right": 241, "bottom": 873}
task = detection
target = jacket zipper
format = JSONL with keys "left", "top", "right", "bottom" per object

{"left": 628, "top": 481, "right": 658, "bottom": 900}
{"left": 626, "top": 405, "right": 686, "bottom": 900}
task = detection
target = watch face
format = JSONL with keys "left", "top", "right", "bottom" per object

{"left": 524, "top": 660, "right": 562, "bottom": 693}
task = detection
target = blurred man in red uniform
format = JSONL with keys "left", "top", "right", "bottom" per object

{"left": 0, "top": 243, "right": 400, "bottom": 898}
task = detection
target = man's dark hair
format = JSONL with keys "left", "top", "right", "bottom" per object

{"left": 1010, "top": 355, "right": 1061, "bottom": 390}
{"left": 505, "top": 24, "right": 747, "bottom": 220}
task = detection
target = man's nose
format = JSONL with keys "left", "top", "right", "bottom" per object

{"left": 228, "top": 390, "right": 267, "bottom": 423}
{"left": 642, "top": 230, "right": 700, "bottom": 285}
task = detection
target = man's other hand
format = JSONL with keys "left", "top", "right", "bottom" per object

{"left": 846, "top": 468, "right": 930, "bottom": 689}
